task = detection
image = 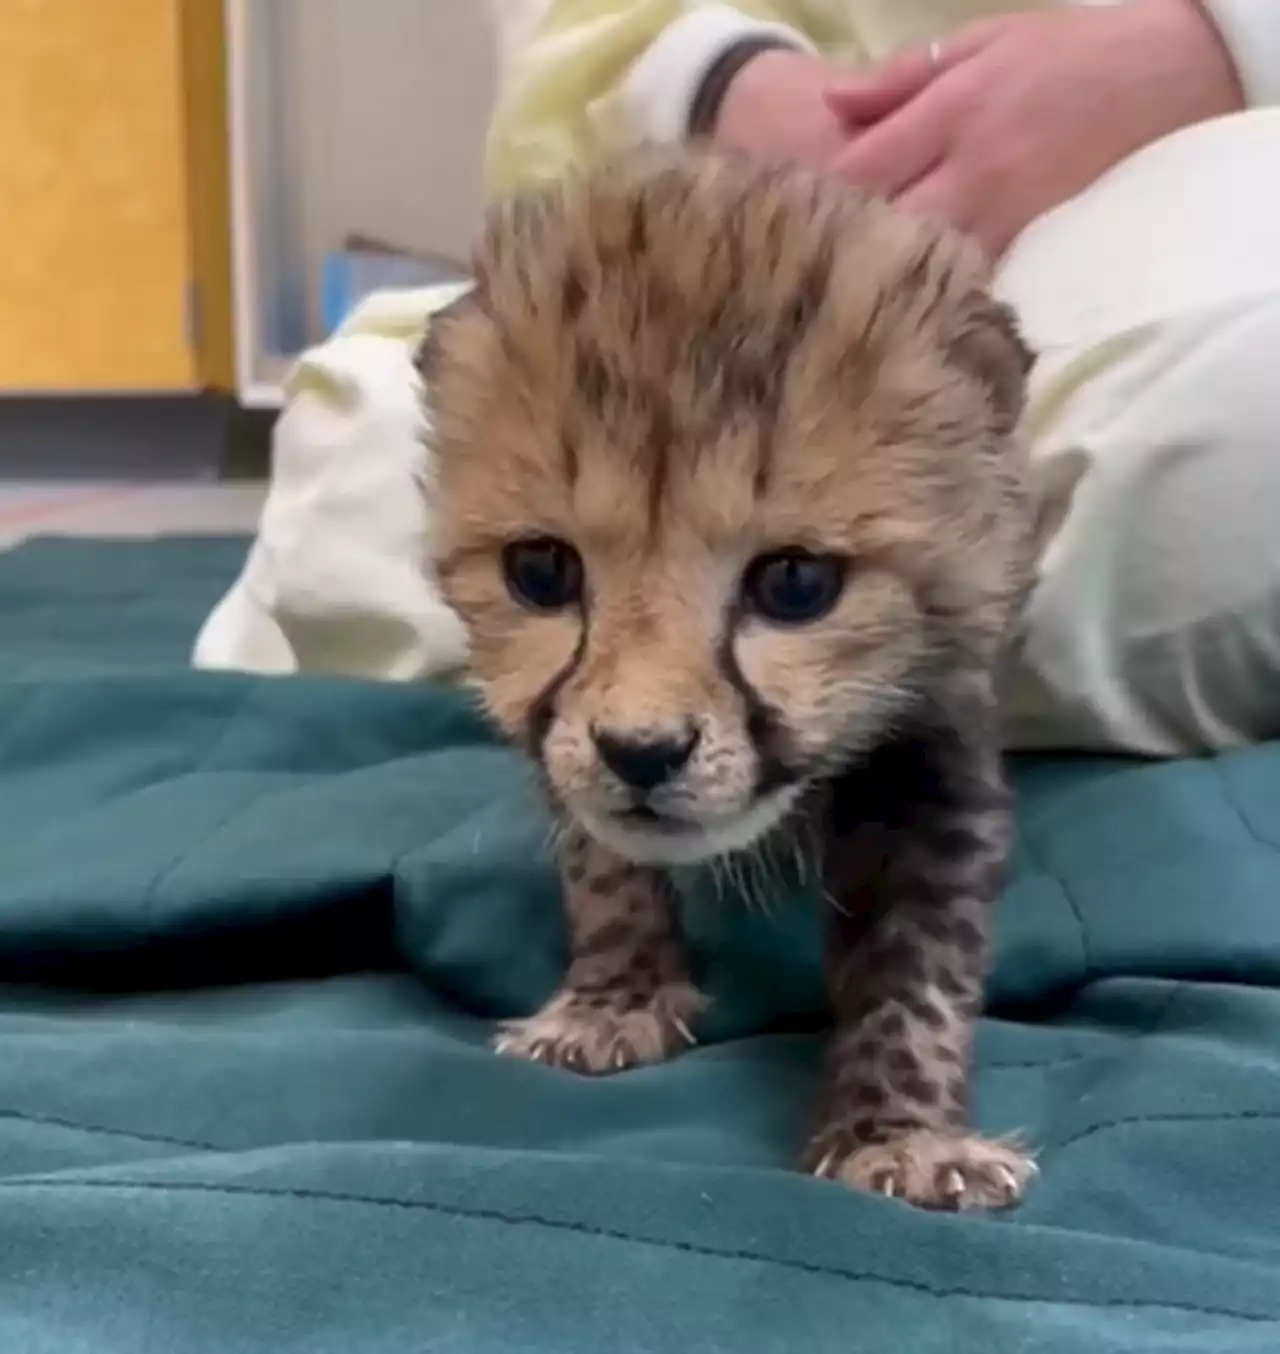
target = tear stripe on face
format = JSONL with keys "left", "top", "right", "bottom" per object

{"left": 525, "top": 618, "right": 588, "bottom": 757}
{"left": 715, "top": 599, "right": 799, "bottom": 798}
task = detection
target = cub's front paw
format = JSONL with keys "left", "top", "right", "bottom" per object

{"left": 808, "top": 1128, "right": 1035, "bottom": 1211}
{"left": 494, "top": 983, "right": 704, "bottom": 1075}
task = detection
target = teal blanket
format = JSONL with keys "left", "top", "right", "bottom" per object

{"left": 3, "top": 536, "right": 1280, "bottom": 1353}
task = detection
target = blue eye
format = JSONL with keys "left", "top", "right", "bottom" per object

{"left": 502, "top": 538, "right": 584, "bottom": 612}
{"left": 743, "top": 551, "right": 846, "bottom": 625}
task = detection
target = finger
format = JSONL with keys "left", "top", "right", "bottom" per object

{"left": 897, "top": 167, "right": 963, "bottom": 228}
{"left": 898, "top": 168, "right": 997, "bottom": 256}
{"left": 822, "top": 45, "right": 937, "bottom": 123}
{"left": 823, "top": 18, "right": 997, "bottom": 121}
{"left": 828, "top": 90, "right": 952, "bottom": 200}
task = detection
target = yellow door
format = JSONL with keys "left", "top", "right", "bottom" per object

{"left": 0, "top": 0, "right": 201, "bottom": 391}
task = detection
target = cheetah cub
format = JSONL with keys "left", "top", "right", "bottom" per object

{"left": 419, "top": 146, "right": 1036, "bottom": 1212}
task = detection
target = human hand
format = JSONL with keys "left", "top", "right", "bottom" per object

{"left": 824, "top": 0, "right": 1243, "bottom": 257}
{"left": 713, "top": 48, "right": 853, "bottom": 168}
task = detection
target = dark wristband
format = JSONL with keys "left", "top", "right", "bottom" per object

{"left": 687, "top": 36, "right": 798, "bottom": 138}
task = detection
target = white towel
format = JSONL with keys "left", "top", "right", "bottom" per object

{"left": 193, "top": 284, "right": 471, "bottom": 681}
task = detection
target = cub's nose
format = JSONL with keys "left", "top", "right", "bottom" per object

{"left": 592, "top": 726, "right": 701, "bottom": 792}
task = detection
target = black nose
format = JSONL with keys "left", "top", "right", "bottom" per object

{"left": 593, "top": 726, "right": 700, "bottom": 792}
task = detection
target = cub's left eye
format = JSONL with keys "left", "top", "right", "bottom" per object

{"left": 742, "top": 551, "right": 846, "bottom": 625}
{"left": 502, "top": 537, "right": 584, "bottom": 612}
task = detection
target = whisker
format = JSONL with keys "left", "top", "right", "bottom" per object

{"left": 741, "top": 842, "right": 780, "bottom": 919}
{"left": 709, "top": 855, "right": 728, "bottom": 907}
{"left": 739, "top": 850, "right": 764, "bottom": 917}
{"left": 822, "top": 886, "right": 851, "bottom": 918}
{"left": 542, "top": 818, "right": 569, "bottom": 860}
{"left": 790, "top": 832, "right": 811, "bottom": 884}
{"left": 750, "top": 843, "right": 781, "bottom": 919}
{"left": 727, "top": 852, "right": 751, "bottom": 913}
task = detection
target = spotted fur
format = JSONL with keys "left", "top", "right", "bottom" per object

{"left": 420, "top": 146, "right": 1037, "bottom": 1210}
{"left": 494, "top": 824, "right": 704, "bottom": 1072}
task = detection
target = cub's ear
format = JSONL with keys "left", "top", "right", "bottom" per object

{"left": 413, "top": 287, "right": 483, "bottom": 386}
{"left": 952, "top": 295, "right": 1035, "bottom": 438}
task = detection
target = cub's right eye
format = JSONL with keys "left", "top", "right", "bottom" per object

{"left": 502, "top": 538, "right": 584, "bottom": 612}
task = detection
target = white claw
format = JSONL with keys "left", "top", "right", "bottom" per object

{"left": 814, "top": 1152, "right": 838, "bottom": 1180}
{"left": 943, "top": 1168, "right": 968, "bottom": 1200}
{"left": 671, "top": 1015, "right": 697, "bottom": 1047}
{"left": 880, "top": 1176, "right": 900, "bottom": 1199}
{"left": 613, "top": 1046, "right": 629, "bottom": 1069}
{"left": 994, "top": 1165, "right": 1021, "bottom": 1195}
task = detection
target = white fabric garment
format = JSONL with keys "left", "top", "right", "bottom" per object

{"left": 195, "top": 111, "right": 1280, "bottom": 754}
{"left": 193, "top": 284, "right": 471, "bottom": 681}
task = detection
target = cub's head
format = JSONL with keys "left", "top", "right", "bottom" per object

{"left": 420, "top": 147, "right": 1032, "bottom": 866}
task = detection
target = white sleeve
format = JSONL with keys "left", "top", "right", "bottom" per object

{"left": 1199, "top": 0, "right": 1280, "bottom": 105}
{"left": 615, "top": 4, "right": 815, "bottom": 145}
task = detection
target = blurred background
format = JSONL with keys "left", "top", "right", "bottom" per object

{"left": 0, "top": 0, "right": 493, "bottom": 536}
